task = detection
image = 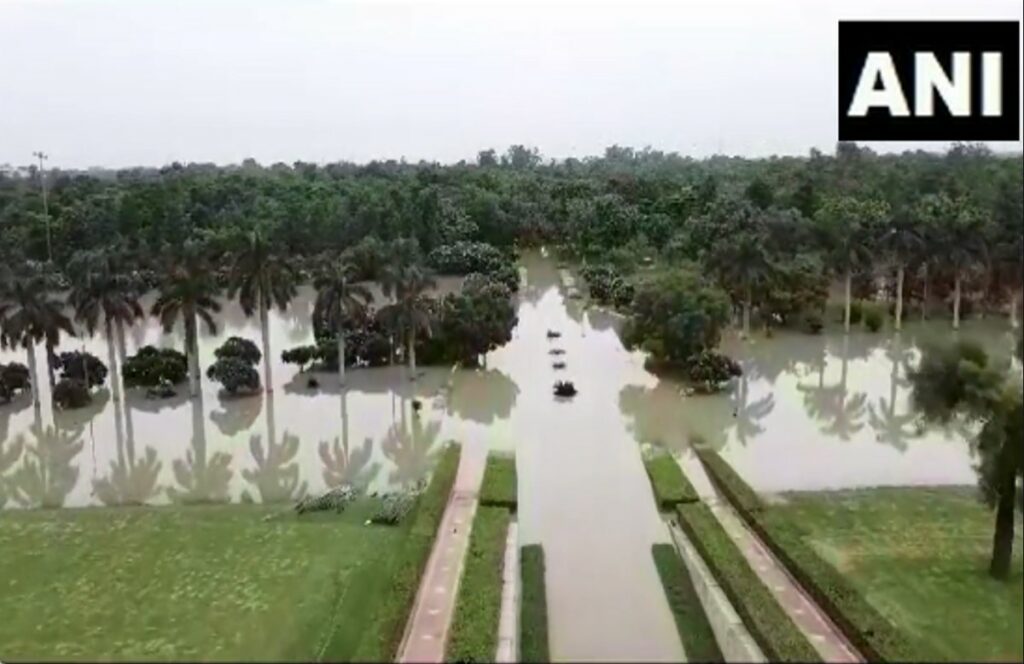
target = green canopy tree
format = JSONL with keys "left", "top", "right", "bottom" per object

{"left": 815, "top": 195, "right": 890, "bottom": 333}
{"left": 909, "top": 339, "right": 1023, "bottom": 579}
{"left": 379, "top": 239, "right": 437, "bottom": 379}
{"left": 917, "top": 194, "right": 988, "bottom": 330}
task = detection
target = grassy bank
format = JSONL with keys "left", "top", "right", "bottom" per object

{"left": 644, "top": 453, "right": 699, "bottom": 509}
{"left": 775, "top": 487, "right": 1024, "bottom": 662}
{"left": 651, "top": 543, "right": 723, "bottom": 662}
{"left": 0, "top": 501, "right": 402, "bottom": 661}
{"left": 354, "top": 443, "right": 461, "bottom": 662}
{"left": 479, "top": 454, "right": 517, "bottom": 510}
{"left": 520, "top": 544, "right": 550, "bottom": 663}
{"left": 696, "top": 448, "right": 913, "bottom": 662}
{"left": 675, "top": 502, "right": 818, "bottom": 662}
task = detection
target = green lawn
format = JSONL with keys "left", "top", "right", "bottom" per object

{"left": 0, "top": 501, "right": 406, "bottom": 662}
{"left": 775, "top": 486, "right": 1024, "bottom": 662}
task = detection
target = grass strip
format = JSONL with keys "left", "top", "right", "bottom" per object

{"left": 644, "top": 454, "right": 699, "bottom": 509}
{"left": 651, "top": 543, "right": 724, "bottom": 662}
{"left": 694, "top": 447, "right": 763, "bottom": 513}
{"left": 697, "top": 449, "right": 912, "bottom": 662}
{"left": 480, "top": 454, "right": 518, "bottom": 510}
{"left": 446, "top": 506, "right": 511, "bottom": 662}
{"left": 352, "top": 443, "right": 461, "bottom": 662}
{"left": 520, "top": 544, "right": 550, "bottom": 664}
{"left": 675, "top": 503, "right": 817, "bottom": 662}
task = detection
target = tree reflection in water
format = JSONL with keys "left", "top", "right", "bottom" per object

{"left": 242, "top": 432, "right": 307, "bottom": 504}
{"left": 730, "top": 370, "right": 775, "bottom": 444}
{"left": 867, "top": 334, "right": 919, "bottom": 451}
{"left": 445, "top": 368, "right": 519, "bottom": 424}
{"left": 319, "top": 436, "right": 377, "bottom": 490}
{"left": 618, "top": 381, "right": 734, "bottom": 453}
{"left": 167, "top": 391, "right": 233, "bottom": 504}
{"left": 210, "top": 392, "right": 262, "bottom": 437}
{"left": 93, "top": 394, "right": 162, "bottom": 506}
{"left": 382, "top": 398, "right": 441, "bottom": 489}
{"left": 0, "top": 433, "right": 25, "bottom": 508}
{"left": 9, "top": 420, "right": 84, "bottom": 508}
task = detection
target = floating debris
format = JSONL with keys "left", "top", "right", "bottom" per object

{"left": 552, "top": 361, "right": 566, "bottom": 370}
{"left": 549, "top": 348, "right": 566, "bottom": 356}
{"left": 546, "top": 329, "right": 562, "bottom": 339}
{"left": 307, "top": 376, "right": 320, "bottom": 389}
{"left": 554, "top": 380, "right": 578, "bottom": 397}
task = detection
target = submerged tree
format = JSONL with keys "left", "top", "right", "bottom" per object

{"left": 151, "top": 242, "right": 222, "bottom": 397}
{"left": 227, "top": 230, "right": 297, "bottom": 392}
{"left": 379, "top": 240, "right": 437, "bottom": 379}
{"left": 909, "top": 339, "right": 1023, "bottom": 579}
{"left": 313, "top": 260, "right": 371, "bottom": 386}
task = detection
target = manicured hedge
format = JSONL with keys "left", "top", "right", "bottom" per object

{"left": 698, "top": 450, "right": 912, "bottom": 662}
{"left": 694, "top": 448, "right": 763, "bottom": 513}
{"left": 520, "top": 544, "right": 550, "bottom": 664}
{"left": 651, "top": 543, "right": 723, "bottom": 662}
{"left": 447, "top": 506, "right": 511, "bottom": 662}
{"left": 644, "top": 454, "right": 699, "bottom": 509}
{"left": 675, "top": 503, "right": 817, "bottom": 662}
{"left": 480, "top": 454, "right": 518, "bottom": 510}
{"left": 353, "top": 444, "right": 461, "bottom": 661}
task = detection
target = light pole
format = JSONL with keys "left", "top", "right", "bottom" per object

{"left": 32, "top": 150, "right": 53, "bottom": 263}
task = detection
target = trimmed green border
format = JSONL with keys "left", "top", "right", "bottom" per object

{"left": 644, "top": 454, "right": 700, "bottom": 508}
{"left": 480, "top": 454, "right": 518, "bottom": 510}
{"left": 520, "top": 544, "right": 550, "bottom": 663}
{"left": 651, "top": 543, "right": 724, "bottom": 662}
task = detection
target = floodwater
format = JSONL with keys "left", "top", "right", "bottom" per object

{"left": 1, "top": 251, "right": 1016, "bottom": 508}
{"left": 2, "top": 249, "right": 1018, "bottom": 660}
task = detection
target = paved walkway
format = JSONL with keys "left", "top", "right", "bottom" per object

{"left": 398, "top": 444, "right": 487, "bottom": 663}
{"left": 682, "top": 455, "right": 862, "bottom": 663}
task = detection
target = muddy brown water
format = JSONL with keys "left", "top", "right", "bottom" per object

{"left": 2, "top": 249, "right": 1018, "bottom": 660}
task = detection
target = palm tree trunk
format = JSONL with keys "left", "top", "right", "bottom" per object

{"left": 115, "top": 320, "right": 129, "bottom": 368}
{"left": 952, "top": 272, "right": 962, "bottom": 330}
{"left": 25, "top": 342, "right": 41, "bottom": 408}
{"left": 742, "top": 284, "right": 752, "bottom": 339}
{"left": 105, "top": 317, "right": 120, "bottom": 401}
{"left": 185, "top": 308, "right": 200, "bottom": 398}
{"left": 337, "top": 328, "right": 346, "bottom": 386}
{"left": 259, "top": 299, "right": 273, "bottom": 392}
{"left": 989, "top": 469, "right": 1017, "bottom": 579}
{"left": 1010, "top": 289, "right": 1020, "bottom": 329}
{"left": 894, "top": 264, "right": 904, "bottom": 332}
{"left": 45, "top": 339, "right": 57, "bottom": 391}
{"left": 843, "top": 268, "right": 853, "bottom": 333}
{"left": 921, "top": 263, "right": 930, "bottom": 320}
{"left": 408, "top": 328, "right": 417, "bottom": 380}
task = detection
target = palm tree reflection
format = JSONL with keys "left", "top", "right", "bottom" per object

{"left": 9, "top": 420, "right": 84, "bottom": 508}
{"left": 730, "top": 371, "right": 775, "bottom": 444}
{"left": 242, "top": 431, "right": 308, "bottom": 503}
{"left": 382, "top": 399, "right": 441, "bottom": 489}
{"left": 0, "top": 434, "right": 25, "bottom": 509}
{"left": 93, "top": 394, "right": 162, "bottom": 506}
{"left": 867, "top": 335, "right": 918, "bottom": 450}
{"left": 799, "top": 334, "right": 868, "bottom": 441}
{"left": 168, "top": 390, "right": 233, "bottom": 504}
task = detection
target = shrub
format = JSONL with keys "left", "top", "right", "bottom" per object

{"left": 52, "top": 378, "right": 92, "bottom": 410}
{"left": 446, "top": 506, "right": 511, "bottom": 663}
{"left": 427, "top": 241, "right": 507, "bottom": 276}
{"left": 651, "top": 543, "right": 723, "bottom": 662}
{"left": 695, "top": 448, "right": 764, "bottom": 513}
{"left": 214, "top": 336, "right": 262, "bottom": 365}
{"left": 206, "top": 357, "right": 261, "bottom": 395}
{"left": 1, "top": 362, "right": 30, "bottom": 392}
{"left": 520, "top": 545, "right": 550, "bottom": 664}
{"left": 553, "top": 380, "right": 577, "bottom": 397}
{"left": 675, "top": 503, "right": 817, "bottom": 662}
{"left": 644, "top": 454, "right": 699, "bottom": 509}
{"left": 802, "top": 311, "right": 825, "bottom": 334}
{"left": 847, "top": 301, "right": 863, "bottom": 325}
{"left": 480, "top": 455, "right": 517, "bottom": 510}
{"left": 863, "top": 305, "right": 884, "bottom": 332}
{"left": 55, "top": 351, "right": 108, "bottom": 389}
{"left": 281, "top": 345, "right": 317, "bottom": 372}
{"left": 354, "top": 444, "right": 461, "bottom": 661}
{"left": 685, "top": 351, "right": 741, "bottom": 393}
{"left": 122, "top": 346, "right": 188, "bottom": 388}
{"left": 370, "top": 493, "right": 417, "bottom": 526}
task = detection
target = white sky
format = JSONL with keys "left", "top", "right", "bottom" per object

{"left": 1, "top": 0, "right": 1021, "bottom": 168}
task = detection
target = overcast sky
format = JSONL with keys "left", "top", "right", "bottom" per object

{"left": 1, "top": 0, "right": 1021, "bottom": 169}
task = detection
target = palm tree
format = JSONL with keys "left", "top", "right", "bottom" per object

{"left": 0, "top": 268, "right": 75, "bottom": 408}
{"left": 67, "top": 248, "right": 144, "bottom": 401}
{"left": 815, "top": 196, "right": 889, "bottom": 333}
{"left": 878, "top": 213, "right": 923, "bottom": 332}
{"left": 151, "top": 243, "right": 221, "bottom": 397}
{"left": 380, "top": 262, "right": 436, "bottom": 381}
{"left": 313, "top": 261, "right": 371, "bottom": 386}
{"left": 227, "top": 230, "right": 297, "bottom": 393}
{"left": 918, "top": 194, "right": 988, "bottom": 330}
